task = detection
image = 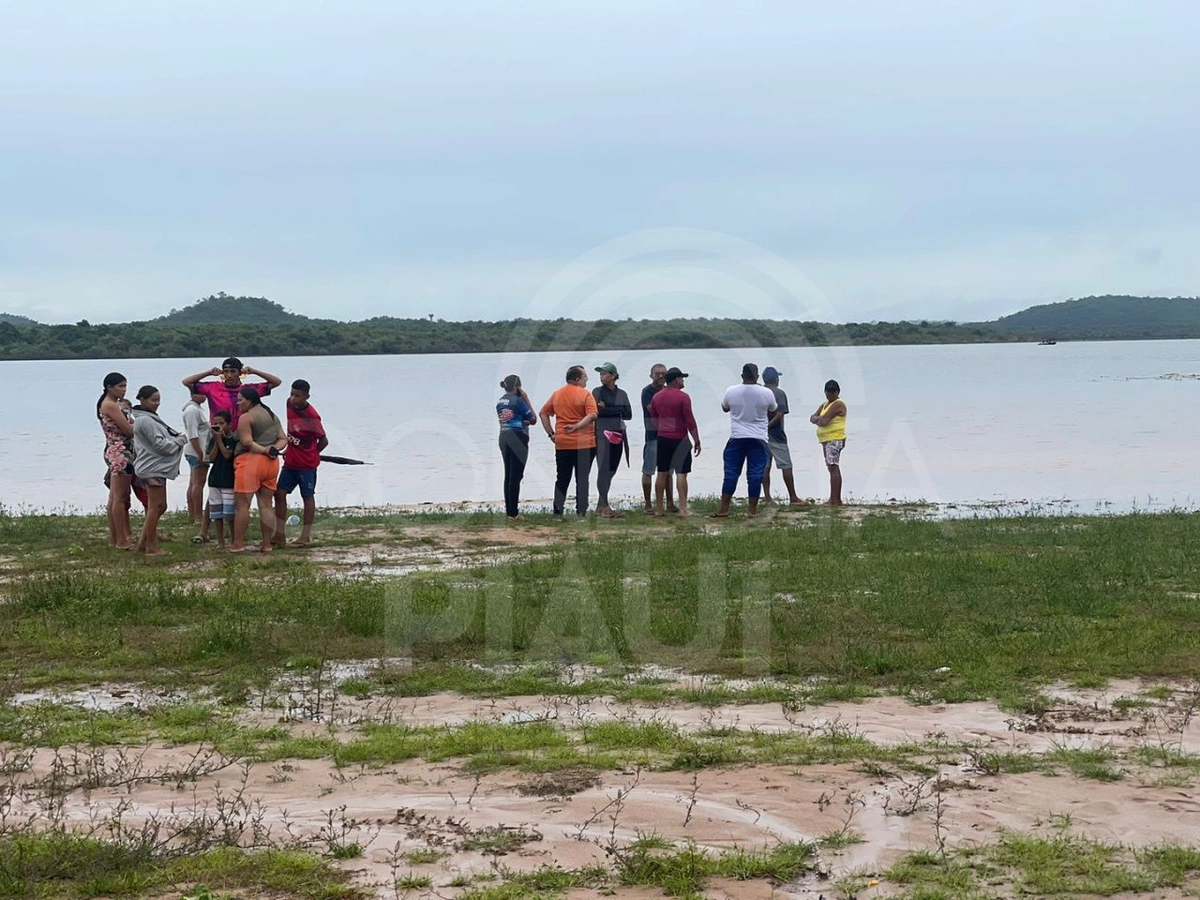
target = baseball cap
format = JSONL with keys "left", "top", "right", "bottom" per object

{"left": 762, "top": 366, "right": 781, "bottom": 382}
{"left": 665, "top": 367, "right": 688, "bottom": 383}
{"left": 595, "top": 362, "right": 619, "bottom": 378}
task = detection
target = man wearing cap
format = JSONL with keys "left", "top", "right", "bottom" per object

{"left": 592, "top": 362, "right": 632, "bottom": 519}
{"left": 639, "top": 363, "right": 676, "bottom": 514}
{"left": 760, "top": 366, "right": 806, "bottom": 506}
{"left": 539, "top": 365, "right": 599, "bottom": 517}
{"left": 648, "top": 367, "right": 701, "bottom": 516}
{"left": 711, "top": 363, "right": 776, "bottom": 518}
{"left": 182, "top": 357, "right": 282, "bottom": 429}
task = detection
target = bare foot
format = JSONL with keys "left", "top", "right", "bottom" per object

{"left": 675, "top": 508, "right": 690, "bottom": 517}
{"left": 790, "top": 499, "right": 810, "bottom": 506}
{"left": 289, "top": 539, "right": 310, "bottom": 547}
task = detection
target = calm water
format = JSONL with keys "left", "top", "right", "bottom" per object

{"left": 3, "top": 340, "right": 1198, "bottom": 514}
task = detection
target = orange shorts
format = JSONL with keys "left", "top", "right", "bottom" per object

{"left": 234, "top": 453, "right": 280, "bottom": 494}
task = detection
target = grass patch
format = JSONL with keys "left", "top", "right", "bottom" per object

{"left": 0, "top": 834, "right": 363, "bottom": 899}
{"left": 2, "top": 510, "right": 1200, "bottom": 708}
{"left": 883, "top": 831, "right": 1200, "bottom": 898}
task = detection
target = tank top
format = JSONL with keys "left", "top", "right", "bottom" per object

{"left": 816, "top": 399, "right": 846, "bottom": 442}
{"left": 234, "top": 404, "right": 281, "bottom": 455}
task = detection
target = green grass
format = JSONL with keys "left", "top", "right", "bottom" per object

{"left": 0, "top": 834, "right": 364, "bottom": 899}
{"left": 882, "top": 832, "right": 1200, "bottom": 898}
{"left": 3, "top": 511, "right": 1200, "bottom": 706}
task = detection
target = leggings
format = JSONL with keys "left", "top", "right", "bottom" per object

{"left": 594, "top": 434, "right": 623, "bottom": 507}
{"left": 499, "top": 430, "right": 530, "bottom": 518}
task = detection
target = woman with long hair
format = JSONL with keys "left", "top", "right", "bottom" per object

{"left": 97, "top": 372, "right": 136, "bottom": 549}
{"left": 232, "top": 386, "right": 289, "bottom": 553}
{"left": 496, "top": 374, "right": 536, "bottom": 520}
{"left": 130, "top": 385, "right": 188, "bottom": 556}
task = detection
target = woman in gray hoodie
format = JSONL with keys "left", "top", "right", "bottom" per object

{"left": 131, "top": 385, "right": 188, "bottom": 556}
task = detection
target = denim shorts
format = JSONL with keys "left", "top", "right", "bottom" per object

{"left": 277, "top": 467, "right": 318, "bottom": 498}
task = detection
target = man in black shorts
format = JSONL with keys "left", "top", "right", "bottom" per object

{"left": 647, "top": 368, "right": 701, "bottom": 516}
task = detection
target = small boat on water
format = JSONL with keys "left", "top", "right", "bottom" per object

{"left": 1038, "top": 339, "right": 1057, "bottom": 345}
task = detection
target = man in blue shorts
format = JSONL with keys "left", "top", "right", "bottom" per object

{"left": 273, "top": 379, "right": 328, "bottom": 547}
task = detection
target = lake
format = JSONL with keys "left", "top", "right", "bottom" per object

{"left": 3, "top": 340, "right": 1198, "bottom": 514}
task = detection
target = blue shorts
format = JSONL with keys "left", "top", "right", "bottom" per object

{"left": 277, "top": 467, "right": 318, "bottom": 498}
{"left": 185, "top": 454, "right": 206, "bottom": 471}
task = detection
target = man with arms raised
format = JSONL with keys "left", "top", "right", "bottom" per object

{"left": 648, "top": 367, "right": 701, "bottom": 517}
{"left": 274, "top": 379, "right": 329, "bottom": 547}
{"left": 182, "top": 357, "right": 282, "bottom": 429}
{"left": 639, "top": 363, "right": 676, "bottom": 514}
{"left": 760, "top": 366, "right": 806, "bottom": 506}
{"left": 710, "top": 363, "right": 776, "bottom": 518}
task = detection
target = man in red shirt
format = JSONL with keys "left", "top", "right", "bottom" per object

{"left": 647, "top": 367, "right": 702, "bottom": 516}
{"left": 539, "top": 365, "right": 598, "bottom": 517}
{"left": 273, "top": 379, "right": 328, "bottom": 546}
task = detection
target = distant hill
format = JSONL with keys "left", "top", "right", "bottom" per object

{"left": 0, "top": 313, "right": 39, "bottom": 327}
{"left": 151, "top": 293, "right": 333, "bottom": 326}
{"left": 985, "top": 295, "right": 1200, "bottom": 340}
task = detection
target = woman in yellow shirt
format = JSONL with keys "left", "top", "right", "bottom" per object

{"left": 810, "top": 379, "right": 847, "bottom": 506}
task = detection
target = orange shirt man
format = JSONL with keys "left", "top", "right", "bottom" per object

{"left": 539, "top": 365, "right": 599, "bottom": 515}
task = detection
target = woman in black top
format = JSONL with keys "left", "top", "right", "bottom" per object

{"left": 591, "top": 362, "right": 632, "bottom": 518}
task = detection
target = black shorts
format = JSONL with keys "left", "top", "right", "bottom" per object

{"left": 656, "top": 437, "right": 693, "bottom": 474}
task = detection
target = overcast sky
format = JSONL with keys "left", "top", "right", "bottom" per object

{"left": 1, "top": 0, "right": 1196, "bottom": 324}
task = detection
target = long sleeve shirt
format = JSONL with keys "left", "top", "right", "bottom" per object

{"left": 648, "top": 388, "right": 698, "bottom": 442}
{"left": 592, "top": 385, "right": 632, "bottom": 434}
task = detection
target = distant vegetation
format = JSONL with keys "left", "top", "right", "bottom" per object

{"left": 0, "top": 293, "right": 1195, "bottom": 360}
{"left": 0, "top": 313, "right": 38, "bottom": 327}
{"left": 982, "top": 295, "right": 1200, "bottom": 340}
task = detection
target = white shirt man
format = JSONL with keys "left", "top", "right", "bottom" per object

{"left": 711, "top": 363, "right": 777, "bottom": 518}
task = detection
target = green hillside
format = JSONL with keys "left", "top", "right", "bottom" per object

{"left": 985, "top": 295, "right": 1200, "bottom": 340}
{"left": 152, "top": 293, "right": 330, "bottom": 326}
{"left": 0, "top": 313, "right": 38, "bottom": 327}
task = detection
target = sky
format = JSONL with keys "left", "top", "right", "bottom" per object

{"left": 1, "top": 0, "right": 1197, "bottom": 325}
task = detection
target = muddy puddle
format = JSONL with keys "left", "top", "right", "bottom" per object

{"left": 4, "top": 675, "right": 1197, "bottom": 897}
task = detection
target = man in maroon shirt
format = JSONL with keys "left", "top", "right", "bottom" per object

{"left": 647, "top": 367, "right": 702, "bottom": 516}
{"left": 273, "top": 379, "right": 329, "bottom": 547}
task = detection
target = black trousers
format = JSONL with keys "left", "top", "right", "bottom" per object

{"left": 554, "top": 447, "right": 596, "bottom": 515}
{"left": 499, "top": 430, "right": 530, "bottom": 518}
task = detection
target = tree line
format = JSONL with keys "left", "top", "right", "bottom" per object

{"left": 0, "top": 317, "right": 1014, "bottom": 360}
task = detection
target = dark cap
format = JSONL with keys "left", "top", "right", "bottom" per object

{"left": 221, "top": 357, "right": 243, "bottom": 371}
{"left": 665, "top": 367, "right": 688, "bottom": 383}
{"left": 762, "top": 366, "right": 781, "bottom": 383}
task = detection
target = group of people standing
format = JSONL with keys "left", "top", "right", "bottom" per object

{"left": 495, "top": 362, "right": 847, "bottom": 520}
{"left": 97, "top": 358, "right": 328, "bottom": 555}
